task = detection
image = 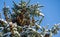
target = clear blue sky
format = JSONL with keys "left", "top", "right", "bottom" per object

{"left": 0, "top": 0, "right": 60, "bottom": 37}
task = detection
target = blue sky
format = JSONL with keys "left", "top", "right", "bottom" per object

{"left": 0, "top": 0, "right": 60, "bottom": 37}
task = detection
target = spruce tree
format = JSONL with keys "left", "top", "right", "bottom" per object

{"left": 0, "top": 0, "right": 60, "bottom": 37}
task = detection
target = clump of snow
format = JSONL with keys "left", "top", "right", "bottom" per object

{"left": 0, "top": 18, "right": 8, "bottom": 24}
{"left": 39, "top": 12, "right": 44, "bottom": 16}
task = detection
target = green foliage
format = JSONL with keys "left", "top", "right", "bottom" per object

{"left": 0, "top": 0, "right": 60, "bottom": 37}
